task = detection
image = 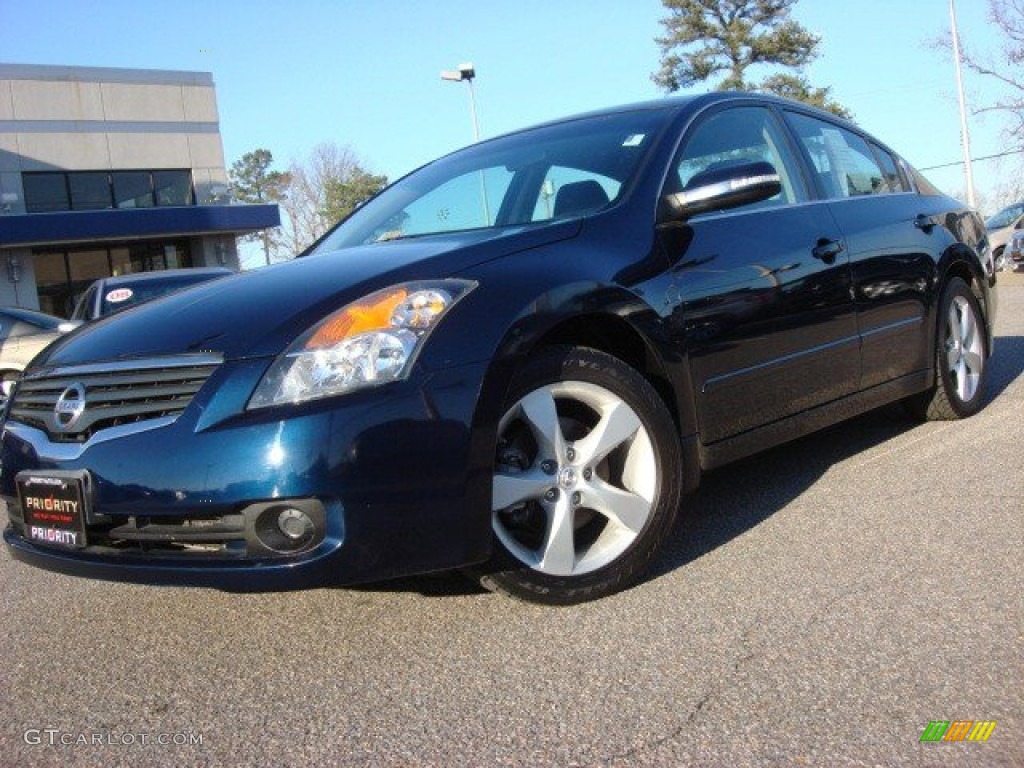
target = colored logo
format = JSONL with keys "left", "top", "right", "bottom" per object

{"left": 920, "top": 720, "right": 996, "bottom": 742}
{"left": 105, "top": 288, "right": 134, "bottom": 304}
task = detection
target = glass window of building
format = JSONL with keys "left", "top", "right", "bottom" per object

{"left": 23, "top": 174, "right": 69, "bottom": 213}
{"left": 69, "top": 172, "right": 112, "bottom": 210}
{"left": 113, "top": 172, "right": 154, "bottom": 208}
{"left": 68, "top": 249, "right": 111, "bottom": 303}
{"left": 33, "top": 252, "right": 71, "bottom": 316}
{"left": 23, "top": 170, "right": 196, "bottom": 213}
{"left": 153, "top": 171, "right": 193, "bottom": 206}
{"left": 109, "top": 246, "right": 134, "bottom": 276}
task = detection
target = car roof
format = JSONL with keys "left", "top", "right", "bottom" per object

{"left": 99, "top": 267, "right": 233, "bottom": 287}
{"left": 474, "top": 94, "right": 696, "bottom": 144}
{"left": 482, "top": 91, "right": 858, "bottom": 142}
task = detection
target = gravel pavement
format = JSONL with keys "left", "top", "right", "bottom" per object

{"left": 1, "top": 277, "right": 1021, "bottom": 768}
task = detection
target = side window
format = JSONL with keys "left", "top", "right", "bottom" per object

{"left": 786, "top": 112, "right": 891, "bottom": 198}
{"left": 869, "top": 142, "right": 910, "bottom": 193}
{"left": 907, "top": 162, "right": 941, "bottom": 196}
{"left": 670, "top": 106, "right": 807, "bottom": 212}
{"left": 531, "top": 166, "right": 620, "bottom": 222}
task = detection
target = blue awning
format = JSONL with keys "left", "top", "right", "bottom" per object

{"left": 0, "top": 204, "right": 280, "bottom": 248}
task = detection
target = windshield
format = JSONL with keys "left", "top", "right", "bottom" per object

{"left": 313, "top": 108, "right": 672, "bottom": 253}
{"left": 985, "top": 202, "right": 1024, "bottom": 230}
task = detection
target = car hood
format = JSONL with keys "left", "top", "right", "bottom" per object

{"left": 34, "top": 221, "right": 581, "bottom": 367}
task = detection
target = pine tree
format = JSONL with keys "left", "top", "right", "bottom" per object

{"left": 229, "top": 149, "right": 290, "bottom": 265}
{"left": 654, "top": 0, "right": 850, "bottom": 118}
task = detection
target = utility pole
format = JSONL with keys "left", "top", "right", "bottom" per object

{"left": 950, "top": 0, "right": 977, "bottom": 208}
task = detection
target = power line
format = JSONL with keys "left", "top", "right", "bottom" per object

{"left": 918, "top": 147, "right": 1024, "bottom": 171}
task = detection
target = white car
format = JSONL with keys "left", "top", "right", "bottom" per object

{"left": 0, "top": 308, "right": 76, "bottom": 401}
{"left": 984, "top": 201, "right": 1024, "bottom": 269}
{"left": 1007, "top": 229, "right": 1024, "bottom": 271}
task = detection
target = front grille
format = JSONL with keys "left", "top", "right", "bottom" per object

{"left": 8, "top": 354, "right": 221, "bottom": 442}
{"left": 5, "top": 497, "right": 328, "bottom": 560}
{"left": 99, "top": 514, "right": 250, "bottom": 557}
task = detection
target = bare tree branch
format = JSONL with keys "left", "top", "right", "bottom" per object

{"left": 277, "top": 143, "right": 385, "bottom": 256}
{"left": 941, "top": 0, "right": 1024, "bottom": 143}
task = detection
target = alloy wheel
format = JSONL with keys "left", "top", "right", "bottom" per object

{"left": 945, "top": 295, "right": 984, "bottom": 403}
{"left": 492, "top": 380, "right": 656, "bottom": 577}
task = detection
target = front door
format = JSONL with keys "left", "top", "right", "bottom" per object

{"left": 662, "top": 105, "right": 859, "bottom": 444}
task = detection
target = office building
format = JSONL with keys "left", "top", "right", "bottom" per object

{"left": 0, "top": 63, "right": 278, "bottom": 315}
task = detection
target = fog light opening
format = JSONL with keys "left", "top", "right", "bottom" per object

{"left": 278, "top": 508, "right": 313, "bottom": 540}
{"left": 254, "top": 504, "right": 319, "bottom": 553}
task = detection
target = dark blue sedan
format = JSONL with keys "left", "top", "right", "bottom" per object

{"left": 1, "top": 93, "right": 997, "bottom": 604}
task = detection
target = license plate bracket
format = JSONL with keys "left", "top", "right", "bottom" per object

{"left": 16, "top": 471, "right": 89, "bottom": 550}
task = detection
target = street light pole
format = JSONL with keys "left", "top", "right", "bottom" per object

{"left": 949, "top": 0, "right": 977, "bottom": 208}
{"left": 440, "top": 62, "right": 481, "bottom": 142}
{"left": 441, "top": 62, "right": 490, "bottom": 223}
{"left": 466, "top": 76, "right": 481, "bottom": 142}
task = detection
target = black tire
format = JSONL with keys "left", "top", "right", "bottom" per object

{"left": 471, "top": 346, "right": 682, "bottom": 605}
{"left": 905, "top": 277, "right": 988, "bottom": 421}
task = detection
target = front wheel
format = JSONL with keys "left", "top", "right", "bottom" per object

{"left": 905, "top": 277, "right": 988, "bottom": 420}
{"left": 474, "top": 347, "right": 682, "bottom": 605}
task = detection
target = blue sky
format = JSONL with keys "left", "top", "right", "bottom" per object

{"left": 1, "top": 0, "right": 1015, "bottom": 213}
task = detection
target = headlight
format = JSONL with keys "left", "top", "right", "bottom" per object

{"left": 248, "top": 279, "right": 476, "bottom": 409}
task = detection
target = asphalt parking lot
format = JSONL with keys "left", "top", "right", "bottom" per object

{"left": 1, "top": 278, "right": 1021, "bottom": 768}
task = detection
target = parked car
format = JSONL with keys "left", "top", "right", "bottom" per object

{"left": 1007, "top": 229, "right": 1024, "bottom": 270}
{"left": 0, "top": 307, "right": 75, "bottom": 401}
{"left": 69, "top": 267, "right": 234, "bottom": 322}
{"left": 984, "top": 201, "right": 1024, "bottom": 269}
{"left": 1, "top": 93, "right": 997, "bottom": 604}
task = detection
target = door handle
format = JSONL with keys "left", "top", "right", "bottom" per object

{"left": 812, "top": 238, "right": 844, "bottom": 264}
{"left": 914, "top": 214, "right": 935, "bottom": 232}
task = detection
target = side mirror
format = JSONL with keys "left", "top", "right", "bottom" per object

{"left": 660, "top": 160, "right": 782, "bottom": 223}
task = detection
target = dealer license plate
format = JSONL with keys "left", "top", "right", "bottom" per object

{"left": 16, "top": 472, "right": 88, "bottom": 549}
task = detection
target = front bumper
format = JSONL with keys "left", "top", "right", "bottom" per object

{"left": 3, "top": 522, "right": 349, "bottom": 591}
{"left": 1, "top": 358, "right": 494, "bottom": 590}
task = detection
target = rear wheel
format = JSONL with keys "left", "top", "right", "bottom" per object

{"left": 905, "top": 277, "right": 987, "bottom": 420}
{"left": 475, "top": 347, "right": 682, "bottom": 605}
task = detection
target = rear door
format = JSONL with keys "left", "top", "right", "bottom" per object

{"left": 783, "top": 111, "right": 936, "bottom": 388}
{"left": 664, "top": 104, "right": 859, "bottom": 443}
